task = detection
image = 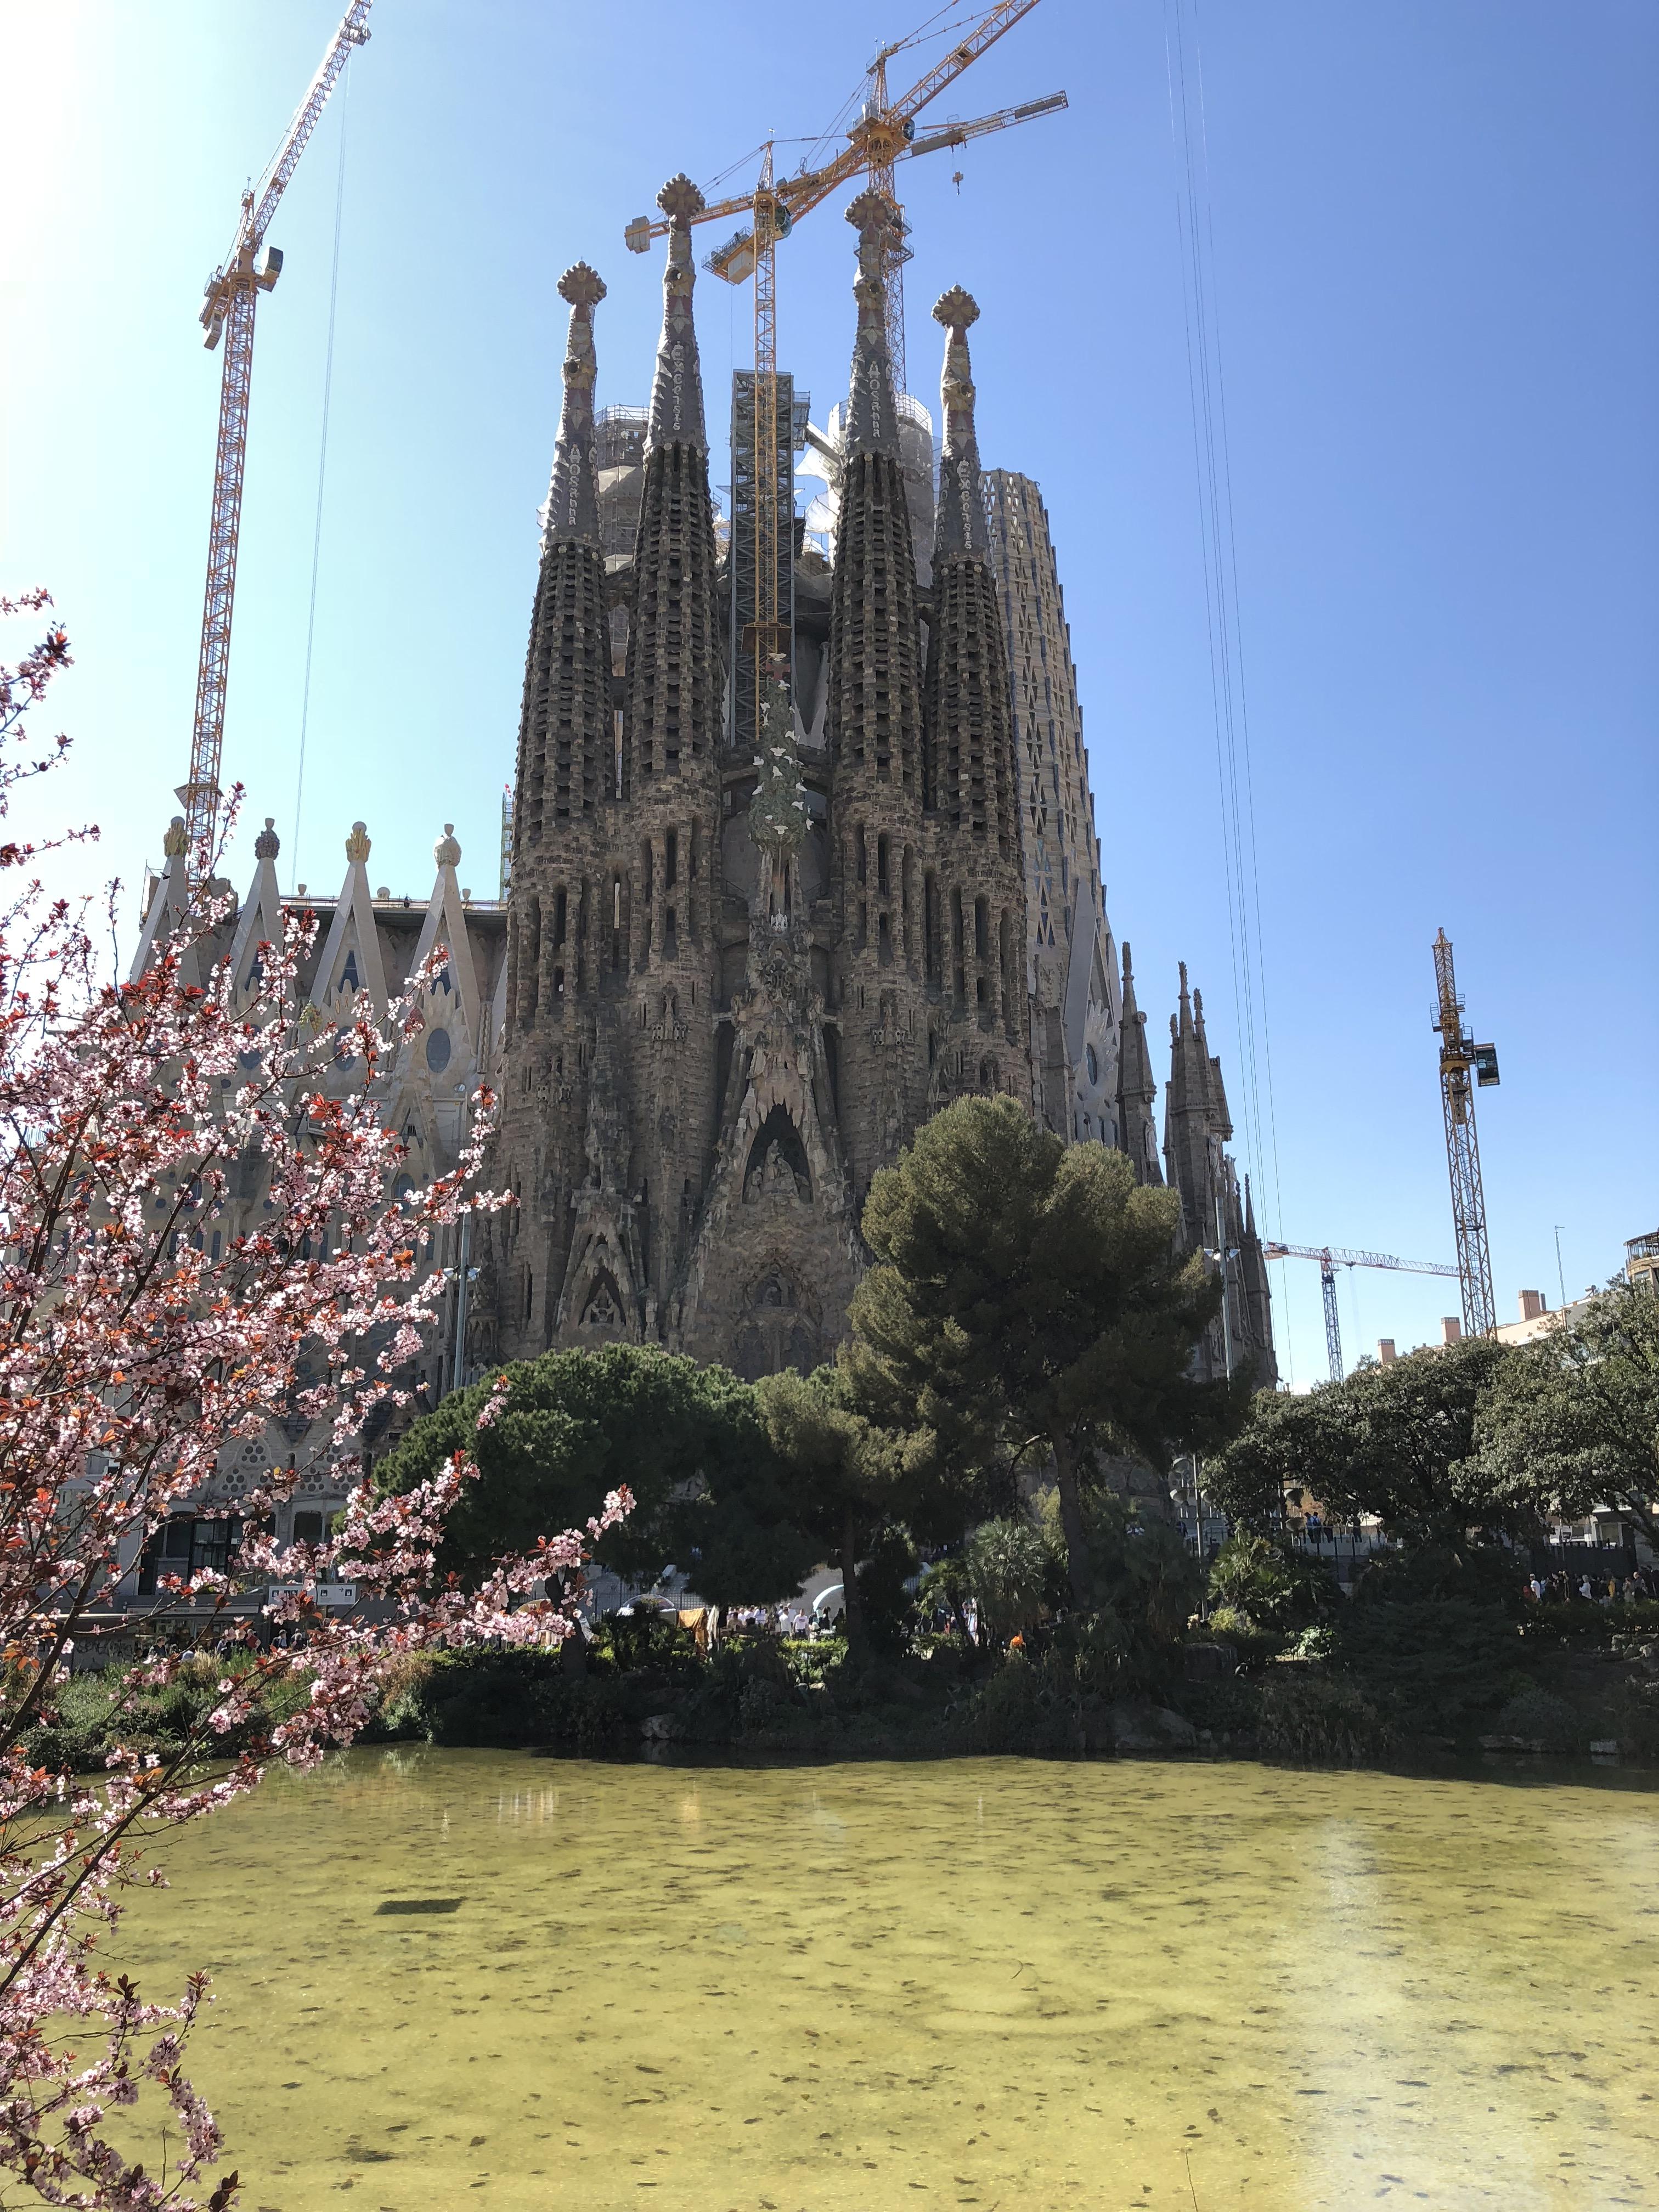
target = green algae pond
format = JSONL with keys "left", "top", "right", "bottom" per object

{"left": 110, "top": 1749, "right": 1659, "bottom": 2210}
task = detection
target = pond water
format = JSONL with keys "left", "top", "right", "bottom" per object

{"left": 110, "top": 1750, "right": 1659, "bottom": 2210}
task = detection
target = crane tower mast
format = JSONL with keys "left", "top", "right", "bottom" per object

{"left": 182, "top": 1, "right": 372, "bottom": 871}
{"left": 1431, "top": 929, "right": 1499, "bottom": 1339}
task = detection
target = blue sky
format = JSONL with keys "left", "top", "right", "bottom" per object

{"left": 2, "top": 1, "right": 1654, "bottom": 1389}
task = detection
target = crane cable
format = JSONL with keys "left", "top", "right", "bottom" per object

{"left": 290, "top": 57, "right": 352, "bottom": 888}
{"left": 1161, "top": 0, "right": 1293, "bottom": 1385}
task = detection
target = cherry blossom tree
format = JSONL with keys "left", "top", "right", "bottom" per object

{"left": 0, "top": 594, "right": 626, "bottom": 2208}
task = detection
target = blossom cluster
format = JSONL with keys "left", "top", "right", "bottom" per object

{"left": 0, "top": 596, "right": 626, "bottom": 2207}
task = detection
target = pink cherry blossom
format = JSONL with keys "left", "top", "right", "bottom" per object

{"left": 0, "top": 599, "right": 628, "bottom": 2207}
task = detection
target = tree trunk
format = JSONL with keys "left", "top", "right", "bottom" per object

{"left": 839, "top": 1513, "right": 868, "bottom": 1659}
{"left": 1051, "top": 1432, "right": 1092, "bottom": 1611}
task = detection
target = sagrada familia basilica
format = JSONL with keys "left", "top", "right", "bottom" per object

{"left": 137, "top": 176, "right": 1274, "bottom": 1413}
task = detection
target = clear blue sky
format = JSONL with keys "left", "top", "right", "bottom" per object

{"left": 2, "top": 1, "right": 1654, "bottom": 1389}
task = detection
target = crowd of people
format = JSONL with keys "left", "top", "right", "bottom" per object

{"left": 1525, "top": 1564, "right": 1659, "bottom": 1606}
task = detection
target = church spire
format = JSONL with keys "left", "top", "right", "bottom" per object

{"left": 826, "top": 190, "right": 923, "bottom": 797}
{"left": 921, "top": 285, "right": 1016, "bottom": 853}
{"left": 625, "top": 175, "right": 720, "bottom": 787}
{"left": 1115, "top": 941, "right": 1161, "bottom": 1186}
{"left": 844, "top": 189, "right": 901, "bottom": 459}
{"left": 647, "top": 174, "right": 708, "bottom": 453}
{"left": 542, "top": 263, "right": 605, "bottom": 548}
{"left": 514, "top": 263, "right": 612, "bottom": 842}
{"left": 932, "top": 285, "right": 988, "bottom": 558}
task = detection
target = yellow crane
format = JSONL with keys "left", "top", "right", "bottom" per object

{"left": 1432, "top": 929, "right": 1500, "bottom": 1335}
{"left": 182, "top": 2, "right": 371, "bottom": 875}
{"left": 623, "top": 1, "right": 1065, "bottom": 751}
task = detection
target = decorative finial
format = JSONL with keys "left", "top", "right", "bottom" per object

{"left": 647, "top": 176, "right": 708, "bottom": 451}
{"left": 163, "top": 815, "right": 188, "bottom": 859}
{"left": 932, "top": 285, "right": 980, "bottom": 332}
{"left": 656, "top": 173, "right": 706, "bottom": 227}
{"left": 346, "top": 821, "right": 371, "bottom": 864}
{"left": 255, "top": 815, "right": 280, "bottom": 860}
{"left": 435, "top": 823, "right": 461, "bottom": 868}
{"left": 846, "top": 187, "right": 899, "bottom": 244}
{"left": 557, "top": 262, "right": 606, "bottom": 311}
{"left": 1121, "top": 940, "right": 1134, "bottom": 983}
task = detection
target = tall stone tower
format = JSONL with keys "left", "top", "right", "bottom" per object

{"left": 982, "top": 469, "right": 1121, "bottom": 1147}
{"left": 1163, "top": 964, "right": 1276, "bottom": 1387}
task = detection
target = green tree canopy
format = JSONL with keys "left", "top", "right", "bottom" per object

{"left": 374, "top": 1344, "right": 815, "bottom": 1605}
{"left": 1473, "top": 1279, "right": 1659, "bottom": 1520}
{"left": 1205, "top": 1335, "right": 1531, "bottom": 1541}
{"left": 846, "top": 1094, "right": 1240, "bottom": 1604}
{"left": 754, "top": 1364, "right": 926, "bottom": 1654}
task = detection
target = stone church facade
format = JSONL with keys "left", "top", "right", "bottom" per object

{"left": 131, "top": 176, "right": 1274, "bottom": 1396}
{"left": 473, "top": 177, "right": 1272, "bottom": 1388}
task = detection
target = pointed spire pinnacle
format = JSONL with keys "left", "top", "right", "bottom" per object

{"left": 647, "top": 176, "right": 707, "bottom": 452}
{"left": 844, "top": 189, "right": 901, "bottom": 458}
{"left": 543, "top": 263, "right": 606, "bottom": 547}
{"left": 932, "top": 286, "right": 988, "bottom": 558}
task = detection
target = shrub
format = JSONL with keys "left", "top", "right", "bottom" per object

{"left": 1204, "top": 1605, "right": 1283, "bottom": 1673}
{"left": 1257, "top": 1673, "right": 1396, "bottom": 1764}
{"left": 1491, "top": 1686, "right": 1580, "bottom": 1752}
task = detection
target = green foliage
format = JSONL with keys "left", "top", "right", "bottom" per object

{"left": 755, "top": 1364, "right": 944, "bottom": 1654}
{"left": 1207, "top": 1534, "right": 1337, "bottom": 1637}
{"left": 1204, "top": 1604, "right": 1283, "bottom": 1671}
{"left": 963, "top": 1516, "right": 1051, "bottom": 1646}
{"left": 1474, "top": 1279, "right": 1659, "bottom": 1517}
{"left": 27, "top": 1655, "right": 315, "bottom": 1771}
{"left": 374, "top": 1343, "right": 816, "bottom": 1604}
{"left": 856, "top": 1525, "right": 921, "bottom": 1656}
{"left": 1035, "top": 1488, "right": 1203, "bottom": 1658}
{"left": 1256, "top": 1672, "right": 1396, "bottom": 1764}
{"left": 1491, "top": 1686, "right": 1581, "bottom": 1751}
{"left": 949, "top": 1650, "right": 1076, "bottom": 1756}
{"left": 1207, "top": 1338, "right": 1532, "bottom": 1541}
{"left": 1334, "top": 1587, "right": 1518, "bottom": 1731}
{"left": 848, "top": 1095, "right": 1242, "bottom": 1602}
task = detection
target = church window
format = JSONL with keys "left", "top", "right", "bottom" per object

{"left": 877, "top": 912, "right": 892, "bottom": 966}
{"left": 664, "top": 906, "right": 677, "bottom": 957}
{"left": 641, "top": 842, "right": 653, "bottom": 901}
{"left": 855, "top": 826, "right": 867, "bottom": 887}
{"left": 1086, "top": 1044, "right": 1099, "bottom": 1086}
{"left": 553, "top": 966, "right": 565, "bottom": 999}
{"left": 552, "top": 889, "right": 567, "bottom": 948}
{"left": 425, "top": 1026, "right": 452, "bottom": 1074}
{"left": 210, "top": 1230, "right": 222, "bottom": 1263}
{"left": 338, "top": 949, "right": 359, "bottom": 994}
{"left": 877, "top": 834, "right": 890, "bottom": 895}
{"left": 665, "top": 829, "right": 678, "bottom": 888}
{"left": 974, "top": 896, "right": 989, "bottom": 961}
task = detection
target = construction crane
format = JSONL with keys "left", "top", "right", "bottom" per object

{"left": 1432, "top": 927, "right": 1499, "bottom": 1337}
{"left": 1262, "top": 1243, "right": 1461, "bottom": 1384}
{"left": 623, "top": 1, "right": 1065, "bottom": 758}
{"left": 182, "top": 1, "right": 373, "bottom": 873}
